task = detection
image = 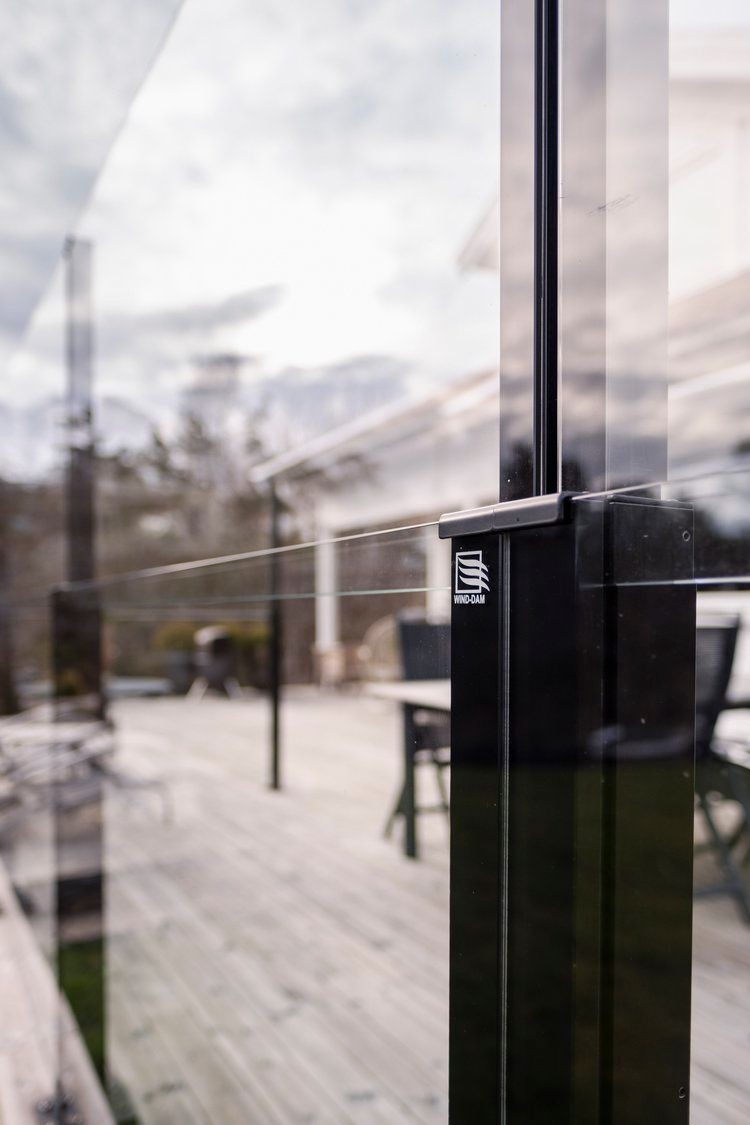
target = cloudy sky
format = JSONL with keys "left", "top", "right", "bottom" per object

{"left": 4, "top": 0, "right": 501, "bottom": 434}
{"left": 2, "top": 0, "right": 749, "bottom": 469}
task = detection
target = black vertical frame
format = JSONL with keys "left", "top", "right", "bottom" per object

{"left": 449, "top": 532, "right": 502, "bottom": 1118}
{"left": 533, "top": 0, "right": 559, "bottom": 496}
{"left": 64, "top": 237, "right": 96, "bottom": 587}
{"left": 0, "top": 482, "right": 19, "bottom": 715}
{"left": 446, "top": 498, "right": 695, "bottom": 1123}
{"left": 52, "top": 236, "right": 107, "bottom": 1113}
{"left": 498, "top": 0, "right": 536, "bottom": 501}
{"left": 51, "top": 585, "right": 107, "bottom": 1104}
{"left": 269, "top": 482, "right": 282, "bottom": 790}
{"left": 450, "top": 0, "right": 690, "bottom": 1114}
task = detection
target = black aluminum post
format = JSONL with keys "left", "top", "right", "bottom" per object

{"left": 269, "top": 482, "right": 282, "bottom": 790}
{"left": 52, "top": 239, "right": 107, "bottom": 1115}
{"left": 50, "top": 585, "right": 107, "bottom": 1109}
{"left": 64, "top": 237, "right": 96, "bottom": 586}
{"left": 63, "top": 236, "right": 104, "bottom": 721}
{"left": 0, "top": 482, "right": 19, "bottom": 714}
{"left": 533, "top": 0, "right": 559, "bottom": 496}
{"left": 443, "top": 496, "right": 695, "bottom": 1123}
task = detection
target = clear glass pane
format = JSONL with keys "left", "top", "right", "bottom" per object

{"left": 553, "top": 2, "right": 750, "bottom": 1119}
{"left": 668, "top": 5, "right": 750, "bottom": 1119}
{"left": 97, "top": 525, "right": 450, "bottom": 1121}
{"left": 2, "top": 0, "right": 499, "bottom": 1113}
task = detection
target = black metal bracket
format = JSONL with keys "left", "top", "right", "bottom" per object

{"left": 438, "top": 491, "right": 575, "bottom": 540}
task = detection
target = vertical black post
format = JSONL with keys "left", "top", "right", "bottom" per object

{"left": 64, "top": 237, "right": 97, "bottom": 587}
{"left": 596, "top": 498, "right": 695, "bottom": 1124}
{"left": 62, "top": 236, "right": 104, "bottom": 722}
{"left": 51, "top": 586, "right": 107, "bottom": 1106}
{"left": 444, "top": 496, "right": 695, "bottom": 1123}
{"left": 269, "top": 482, "right": 282, "bottom": 790}
{"left": 0, "top": 481, "right": 19, "bottom": 715}
{"left": 402, "top": 705, "right": 418, "bottom": 860}
{"left": 448, "top": 531, "right": 503, "bottom": 1121}
{"left": 53, "top": 237, "right": 107, "bottom": 1114}
{"left": 533, "top": 0, "right": 559, "bottom": 496}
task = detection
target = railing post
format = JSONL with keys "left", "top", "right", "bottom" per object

{"left": 269, "top": 483, "right": 282, "bottom": 790}
{"left": 50, "top": 584, "right": 107, "bottom": 1109}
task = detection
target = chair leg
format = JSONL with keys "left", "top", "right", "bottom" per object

{"left": 726, "top": 766, "right": 750, "bottom": 867}
{"left": 432, "top": 758, "right": 450, "bottom": 816}
{"left": 384, "top": 783, "right": 405, "bottom": 839}
{"left": 697, "top": 791, "right": 750, "bottom": 924}
{"left": 435, "top": 764, "right": 450, "bottom": 845}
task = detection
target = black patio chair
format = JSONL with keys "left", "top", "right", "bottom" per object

{"left": 694, "top": 616, "right": 750, "bottom": 922}
{"left": 384, "top": 611, "right": 451, "bottom": 839}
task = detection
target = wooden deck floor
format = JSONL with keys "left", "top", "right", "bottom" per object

{"left": 107, "top": 692, "right": 449, "bottom": 1124}
{"left": 94, "top": 694, "right": 750, "bottom": 1123}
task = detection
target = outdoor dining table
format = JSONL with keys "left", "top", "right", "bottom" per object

{"left": 365, "top": 679, "right": 451, "bottom": 859}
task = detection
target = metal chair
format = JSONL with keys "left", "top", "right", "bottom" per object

{"left": 694, "top": 616, "right": 750, "bottom": 922}
{"left": 188, "top": 627, "right": 242, "bottom": 698}
{"left": 384, "top": 611, "right": 451, "bottom": 840}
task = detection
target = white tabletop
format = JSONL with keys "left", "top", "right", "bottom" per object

{"left": 364, "top": 679, "right": 450, "bottom": 712}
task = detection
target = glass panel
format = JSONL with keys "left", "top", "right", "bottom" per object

{"left": 96, "top": 525, "right": 450, "bottom": 1121}
{"left": 549, "top": 1, "right": 750, "bottom": 1119}
{"left": 668, "top": 6, "right": 750, "bottom": 1119}
{"left": 558, "top": 0, "right": 669, "bottom": 492}
{"left": 58, "top": 0, "right": 500, "bottom": 574}
{"left": 2, "top": 0, "right": 498, "bottom": 1115}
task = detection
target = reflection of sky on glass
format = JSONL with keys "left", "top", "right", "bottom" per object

{"left": 0, "top": 0, "right": 182, "bottom": 365}
{"left": 668, "top": 2, "right": 750, "bottom": 479}
{"left": 6, "top": 0, "right": 499, "bottom": 442}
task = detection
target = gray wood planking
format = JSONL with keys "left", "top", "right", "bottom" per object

{"left": 106, "top": 693, "right": 449, "bottom": 1124}
{"left": 100, "top": 694, "right": 750, "bottom": 1124}
{"left": 0, "top": 863, "right": 115, "bottom": 1124}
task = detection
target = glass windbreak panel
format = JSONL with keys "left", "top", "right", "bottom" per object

{"left": 668, "top": 12, "right": 750, "bottom": 1119}
{"left": 558, "top": 0, "right": 669, "bottom": 492}
{"left": 669, "top": 3, "right": 750, "bottom": 483}
{"left": 0, "top": 0, "right": 499, "bottom": 1112}
{"left": 555, "top": 4, "right": 750, "bottom": 1116}
{"left": 87, "top": 523, "right": 451, "bottom": 1121}
{"left": 566, "top": 469, "right": 750, "bottom": 1125}
{"left": 0, "top": 0, "right": 497, "bottom": 1118}
{"left": 12, "top": 0, "right": 502, "bottom": 581}
{"left": 663, "top": 470, "right": 750, "bottom": 1123}
{"left": 558, "top": 0, "right": 750, "bottom": 493}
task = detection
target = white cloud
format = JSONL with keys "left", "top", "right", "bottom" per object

{"left": 54, "top": 0, "right": 500, "bottom": 406}
{"left": 0, "top": 0, "right": 183, "bottom": 367}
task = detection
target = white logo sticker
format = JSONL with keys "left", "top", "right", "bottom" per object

{"left": 454, "top": 550, "right": 490, "bottom": 604}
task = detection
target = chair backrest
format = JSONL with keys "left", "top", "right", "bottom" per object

{"left": 397, "top": 612, "right": 450, "bottom": 681}
{"left": 695, "top": 618, "right": 740, "bottom": 751}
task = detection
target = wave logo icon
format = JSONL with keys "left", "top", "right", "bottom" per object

{"left": 454, "top": 550, "right": 490, "bottom": 598}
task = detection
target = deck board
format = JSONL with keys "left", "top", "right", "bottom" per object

{"left": 92, "top": 694, "right": 750, "bottom": 1122}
